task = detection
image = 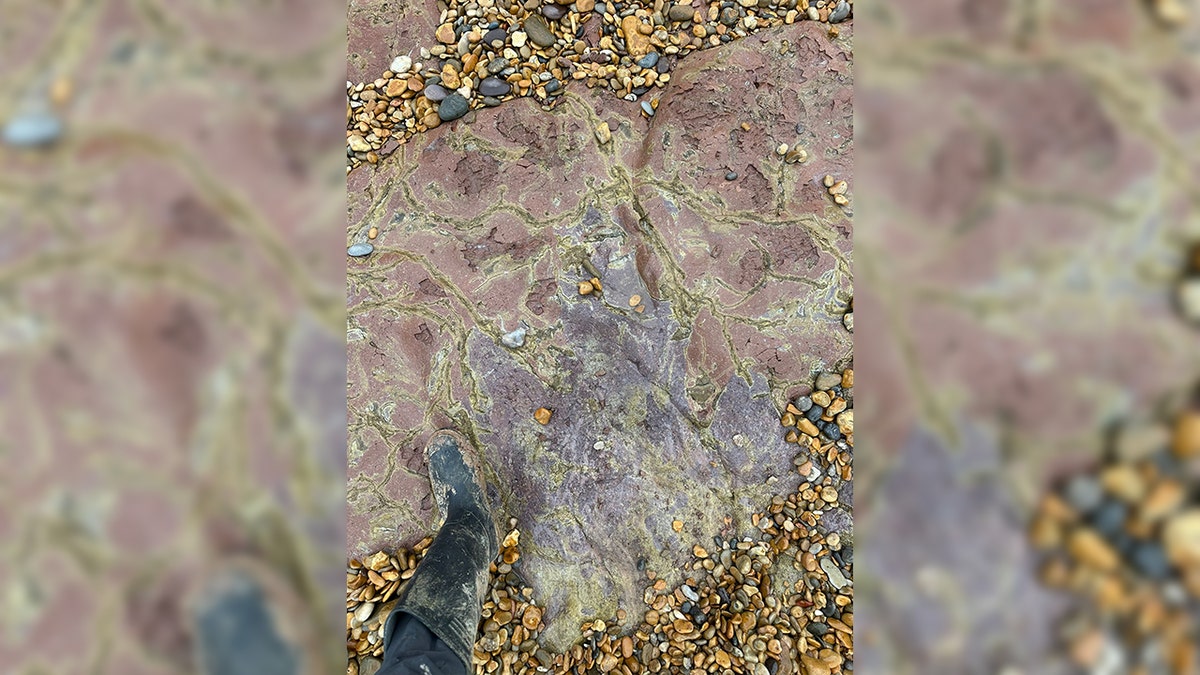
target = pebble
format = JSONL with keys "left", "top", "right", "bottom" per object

{"left": 842, "top": 311, "right": 853, "bottom": 332}
{"left": 1088, "top": 500, "right": 1127, "bottom": 538}
{"left": 389, "top": 55, "right": 412, "bottom": 73}
{"left": 1067, "top": 528, "right": 1120, "bottom": 571}
{"left": 354, "top": 602, "right": 376, "bottom": 623}
{"left": 423, "top": 83, "right": 450, "bottom": 102}
{"left": 360, "top": 656, "right": 383, "bottom": 675}
{"left": 2, "top": 112, "right": 63, "bottom": 148}
{"left": 638, "top": 52, "right": 660, "bottom": 68}
{"left": 438, "top": 93, "right": 470, "bottom": 121}
{"left": 815, "top": 372, "right": 842, "bottom": 390}
{"left": 829, "top": 0, "right": 850, "bottom": 23}
{"left": 1132, "top": 542, "right": 1171, "bottom": 579}
{"left": 1164, "top": 509, "right": 1200, "bottom": 567}
{"left": 640, "top": 101, "right": 655, "bottom": 116}
{"left": 348, "top": 243, "right": 375, "bottom": 257}
{"left": 483, "top": 28, "right": 508, "bottom": 46}
{"left": 348, "top": 134, "right": 371, "bottom": 152}
{"left": 542, "top": 3, "right": 567, "bottom": 20}
{"left": 725, "top": 171, "right": 738, "bottom": 181}
{"left": 819, "top": 556, "right": 850, "bottom": 589}
{"left": 501, "top": 324, "right": 527, "bottom": 348}
{"left": 479, "top": 76, "right": 512, "bottom": 97}
{"left": 1064, "top": 475, "right": 1104, "bottom": 515}
{"left": 595, "top": 121, "right": 612, "bottom": 144}
{"left": 794, "top": 396, "right": 813, "bottom": 412}
{"left": 1178, "top": 278, "right": 1200, "bottom": 323}
{"left": 523, "top": 15, "right": 557, "bottom": 48}
{"left": 1172, "top": 411, "right": 1200, "bottom": 457}
{"left": 668, "top": 4, "right": 695, "bottom": 21}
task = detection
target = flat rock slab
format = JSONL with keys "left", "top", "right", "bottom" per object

{"left": 347, "top": 19, "right": 853, "bottom": 650}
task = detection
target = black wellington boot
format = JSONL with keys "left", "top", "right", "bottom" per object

{"left": 380, "top": 429, "right": 499, "bottom": 673}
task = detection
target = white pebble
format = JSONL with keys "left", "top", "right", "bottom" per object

{"left": 390, "top": 55, "right": 412, "bottom": 73}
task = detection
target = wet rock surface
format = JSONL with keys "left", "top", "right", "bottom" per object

{"left": 347, "top": 13, "right": 852, "bottom": 652}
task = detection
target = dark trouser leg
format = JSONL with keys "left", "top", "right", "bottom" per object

{"left": 376, "top": 614, "right": 466, "bottom": 675}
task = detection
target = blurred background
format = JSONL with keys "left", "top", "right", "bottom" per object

{"left": 0, "top": 0, "right": 347, "bottom": 672}
{"left": 5, "top": 0, "right": 1200, "bottom": 673}
{"left": 855, "top": 0, "right": 1200, "bottom": 673}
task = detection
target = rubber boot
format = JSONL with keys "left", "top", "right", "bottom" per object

{"left": 384, "top": 429, "right": 499, "bottom": 671}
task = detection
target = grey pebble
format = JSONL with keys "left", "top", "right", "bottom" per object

{"left": 523, "top": 16, "right": 557, "bottom": 48}
{"left": 487, "top": 57, "right": 508, "bottom": 74}
{"left": 808, "top": 622, "right": 828, "bottom": 637}
{"left": 667, "top": 4, "right": 694, "bottom": 21}
{"left": 804, "top": 405, "right": 823, "bottom": 422}
{"left": 793, "top": 395, "right": 813, "bottom": 412}
{"left": 1089, "top": 500, "right": 1127, "bottom": 538}
{"left": 482, "top": 96, "right": 503, "bottom": 107}
{"left": 640, "top": 101, "right": 655, "bottom": 116}
{"left": 829, "top": 0, "right": 851, "bottom": 23}
{"left": 479, "top": 76, "right": 511, "bottom": 97}
{"left": 638, "top": 52, "right": 660, "bottom": 69}
{"left": 1132, "top": 542, "right": 1171, "bottom": 579}
{"left": 423, "top": 83, "right": 450, "bottom": 102}
{"left": 348, "top": 243, "right": 374, "bottom": 257}
{"left": 819, "top": 556, "right": 850, "bottom": 589}
{"left": 484, "top": 28, "right": 508, "bottom": 46}
{"left": 1064, "top": 475, "right": 1103, "bottom": 515}
{"left": 500, "top": 325, "right": 527, "bottom": 348}
{"left": 542, "top": 3, "right": 567, "bottom": 20}
{"left": 2, "top": 112, "right": 63, "bottom": 148}
{"left": 360, "top": 656, "right": 383, "bottom": 675}
{"left": 680, "top": 584, "right": 699, "bottom": 602}
{"left": 438, "top": 93, "right": 470, "bottom": 121}
{"left": 815, "top": 372, "right": 842, "bottom": 390}
{"left": 821, "top": 423, "right": 842, "bottom": 442}
{"left": 725, "top": 171, "right": 738, "bottom": 181}
{"left": 545, "top": 79, "right": 561, "bottom": 93}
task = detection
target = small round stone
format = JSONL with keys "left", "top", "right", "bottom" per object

{"left": 725, "top": 171, "right": 738, "bottom": 181}
{"left": 638, "top": 52, "right": 660, "bottom": 69}
{"left": 815, "top": 372, "right": 842, "bottom": 390}
{"left": 793, "top": 396, "right": 813, "bottom": 412}
{"left": 3, "top": 112, "right": 63, "bottom": 148}
{"left": 542, "top": 3, "right": 567, "bottom": 20}
{"left": 668, "top": 4, "right": 694, "bottom": 21}
{"left": 423, "top": 83, "right": 450, "bottom": 102}
{"left": 1064, "top": 475, "right": 1104, "bottom": 515}
{"left": 348, "top": 243, "right": 374, "bottom": 257}
{"left": 829, "top": 0, "right": 851, "bottom": 23}
{"left": 438, "top": 93, "right": 470, "bottom": 121}
{"left": 479, "top": 76, "right": 512, "bottom": 97}
{"left": 640, "top": 101, "right": 655, "bottom": 116}
{"left": 389, "top": 55, "right": 412, "bottom": 73}
{"left": 484, "top": 28, "right": 508, "bottom": 46}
